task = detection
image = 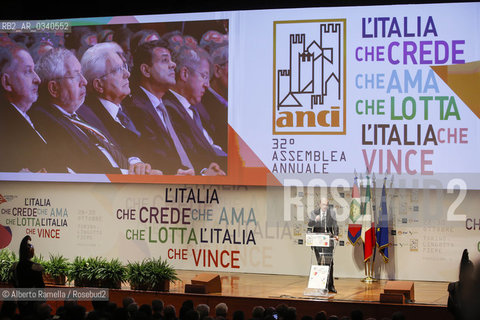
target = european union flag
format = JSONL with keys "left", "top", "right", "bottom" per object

{"left": 376, "top": 179, "right": 389, "bottom": 263}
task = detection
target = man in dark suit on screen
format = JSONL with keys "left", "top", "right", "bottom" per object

{"left": 199, "top": 44, "right": 228, "bottom": 151}
{"left": 77, "top": 43, "right": 161, "bottom": 175}
{"left": 0, "top": 45, "right": 52, "bottom": 172}
{"left": 163, "top": 46, "right": 227, "bottom": 175}
{"left": 308, "top": 197, "right": 339, "bottom": 293}
{"left": 125, "top": 40, "right": 224, "bottom": 176}
{"left": 123, "top": 40, "right": 193, "bottom": 175}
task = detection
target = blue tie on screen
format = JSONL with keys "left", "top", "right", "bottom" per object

{"left": 117, "top": 108, "right": 141, "bottom": 137}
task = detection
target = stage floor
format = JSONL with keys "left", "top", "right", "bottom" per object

{"left": 160, "top": 270, "right": 449, "bottom": 306}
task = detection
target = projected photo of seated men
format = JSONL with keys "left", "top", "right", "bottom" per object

{"left": 0, "top": 20, "right": 229, "bottom": 179}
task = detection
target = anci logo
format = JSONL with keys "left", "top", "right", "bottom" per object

{"left": 273, "top": 19, "right": 346, "bottom": 135}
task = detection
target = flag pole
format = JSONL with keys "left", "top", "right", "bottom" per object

{"left": 370, "top": 173, "right": 377, "bottom": 281}
{"left": 361, "top": 172, "right": 375, "bottom": 283}
{"left": 389, "top": 174, "right": 394, "bottom": 256}
{"left": 356, "top": 170, "right": 369, "bottom": 279}
{"left": 365, "top": 167, "right": 373, "bottom": 283}
{"left": 359, "top": 172, "right": 367, "bottom": 280}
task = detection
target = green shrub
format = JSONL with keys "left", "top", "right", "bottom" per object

{"left": 97, "top": 258, "right": 126, "bottom": 289}
{"left": 0, "top": 249, "right": 16, "bottom": 283}
{"left": 127, "top": 257, "right": 179, "bottom": 291}
{"left": 44, "top": 254, "right": 70, "bottom": 278}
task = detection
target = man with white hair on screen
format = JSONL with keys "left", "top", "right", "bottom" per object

{"left": 78, "top": 42, "right": 162, "bottom": 175}
{"left": 29, "top": 47, "right": 159, "bottom": 175}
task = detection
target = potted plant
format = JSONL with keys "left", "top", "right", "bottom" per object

{"left": 97, "top": 258, "right": 126, "bottom": 289}
{"left": 127, "top": 257, "right": 179, "bottom": 292}
{"left": 44, "top": 254, "right": 70, "bottom": 285}
{"left": 126, "top": 260, "right": 147, "bottom": 290}
{"left": 69, "top": 256, "right": 103, "bottom": 287}
{"left": 86, "top": 256, "right": 107, "bottom": 287}
{"left": 68, "top": 256, "right": 86, "bottom": 287}
{"left": 0, "top": 249, "right": 16, "bottom": 286}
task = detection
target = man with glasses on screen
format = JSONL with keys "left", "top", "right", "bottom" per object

{"left": 0, "top": 44, "right": 54, "bottom": 172}
{"left": 29, "top": 47, "right": 159, "bottom": 175}
{"left": 78, "top": 42, "right": 161, "bottom": 175}
{"left": 163, "top": 46, "right": 226, "bottom": 175}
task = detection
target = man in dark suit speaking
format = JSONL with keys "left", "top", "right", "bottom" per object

{"left": 308, "top": 197, "right": 339, "bottom": 293}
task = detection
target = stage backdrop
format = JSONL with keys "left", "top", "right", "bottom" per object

{"left": 0, "top": 180, "right": 479, "bottom": 282}
{"left": 0, "top": 2, "right": 480, "bottom": 189}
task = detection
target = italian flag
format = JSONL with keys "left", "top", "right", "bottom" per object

{"left": 361, "top": 176, "right": 375, "bottom": 262}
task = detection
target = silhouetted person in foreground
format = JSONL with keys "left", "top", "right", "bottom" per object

{"left": 447, "top": 249, "right": 474, "bottom": 320}
{"left": 12, "top": 235, "right": 45, "bottom": 317}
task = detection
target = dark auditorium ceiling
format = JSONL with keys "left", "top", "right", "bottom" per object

{"left": 1, "top": 0, "right": 475, "bottom": 20}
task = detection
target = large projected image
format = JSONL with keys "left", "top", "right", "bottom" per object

{"left": 1, "top": 2, "right": 480, "bottom": 188}
{"left": 0, "top": 19, "right": 229, "bottom": 180}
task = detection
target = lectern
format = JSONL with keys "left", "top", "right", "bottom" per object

{"left": 304, "top": 232, "right": 335, "bottom": 297}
